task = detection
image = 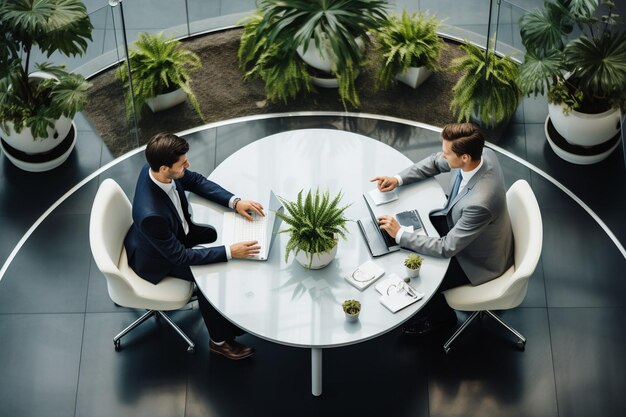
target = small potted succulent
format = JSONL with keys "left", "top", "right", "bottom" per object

{"left": 342, "top": 299, "right": 361, "bottom": 322}
{"left": 404, "top": 253, "right": 423, "bottom": 278}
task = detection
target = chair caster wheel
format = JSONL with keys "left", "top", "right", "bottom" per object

{"left": 516, "top": 339, "right": 526, "bottom": 350}
{"left": 187, "top": 346, "right": 195, "bottom": 354}
{"left": 444, "top": 347, "right": 451, "bottom": 355}
{"left": 114, "top": 339, "right": 121, "bottom": 351}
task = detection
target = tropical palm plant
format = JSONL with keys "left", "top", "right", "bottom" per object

{"left": 0, "top": 0, "right": 93, "bottom": 139}
{"left": 450, "top": 41, "right": 521, "bottom": 129}
{"left": 117, "top": 32, "right": 204, "bottom": 121}
{"left": 244, "top": 0, "right": 388, "bottom": 108}
{"left": 275, "top": 189, "right": 351, "bottom": 268}
{"left": 518, "top": 0, "right": 626, "bottom": 114}
{"left": 374, "top": 10, "right": 445, "bottom": 89}
{"left": 238, "top": 12, "right": 312, "bottom": 104}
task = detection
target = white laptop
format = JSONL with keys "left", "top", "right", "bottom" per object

{"left": 221, "top": 190, "right": 283, "bottom": 261}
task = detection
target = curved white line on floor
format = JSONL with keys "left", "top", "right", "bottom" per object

{"left": 1, "top": 112, "right": 624, "bottom": 283}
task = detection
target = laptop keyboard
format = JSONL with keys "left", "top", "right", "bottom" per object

{"left": 232, "top": 212, "right": 268, "bottom": 245}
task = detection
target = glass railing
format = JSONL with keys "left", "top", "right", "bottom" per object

{"left": 34, "top": 0, "right": 535, "bottom": 152}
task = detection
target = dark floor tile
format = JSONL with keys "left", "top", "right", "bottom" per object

{"left": 75, "top": 311, "right": 197, "bottom": 417}
{"left": 494, "top": 122, "right": 527, "bottom": 158}
{"left": 0, "top": 215, "right": 31, "bottom": 264}
{"left": 183, "top": 127, "right": 217, "bottom": 175}
{"left": 427, "top": 308, "right": 558, "bottom": 417}
{"left": 186, "top": 330, "right": 430, "bottom": 417}
{"left": 521, "top": 95, "right": 548, "bottom": 124}
{"left": 86, "top": 258, "right": 135, "bottom": 313}
{"left": 97, "top": 152, "right": 147, "bottom": 200}
{"left": 0, "top": 214, "right": 91, "bottom": 314}
{"left": 549, "top": 307, "right": 626, "bottom": 417}
{"left": 0, "top": 313, "right": 84, "bottom": 417}
{"left": 541, "top": 207, "right": 626, "bottom": 307}
{"left": 55, "top": 179, "right": 99, "bottom": 215}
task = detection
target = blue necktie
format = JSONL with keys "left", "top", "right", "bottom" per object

{"left": 446, "top": 170, "right": 462, "bottom": 208}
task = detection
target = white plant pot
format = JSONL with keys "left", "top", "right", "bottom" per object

{"left": 395, "top": 66, "right": 432, "bottom": 89}
{"left": 146, "top": 88, "right": 188, "bottom": 112}
{"left": 1, "top": 117, "right": 72, "bottom": 154}
{"left": 310, "top": 75, "right": 339, "bottom": 89}
{"left": 344, "top": 311, "right": 360, "bottom": 322}
{"left": 297, "top": 37, "right": 365, "bottom": 72}
{"left": 1, "top": 71, "right": 73, "bottom": 154}
{"left": 548, "top": 103, "right": 621, "bottom": 147}
{"left": 405, "top": 265, "right": 420, "bottom": 278}
{"left": 295, "top": 243, "right": 338, "bottom": 270}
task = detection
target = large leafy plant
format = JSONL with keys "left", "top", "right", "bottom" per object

{"left": 117, "top": 32, "right": 204, "bottom": 122}
{"left": 275, "top": 189, "right": 351, "bottom": 267}
{"left": 518, "top": 0, "right": 626, "bottom": 114}
{"left": 374, "top": 10, "right": 445, "bottom": 89}
{"left": 241, "top": 0, "right": 388, "bottom": 108}
{"left": 450, "top": 41, "right": 521, "bottom": 129}
{"left": 238, "top": 12, "right": 312, "bottom": 104}
{"left": 0, "top": 0, "right": 93, "bottom": 139}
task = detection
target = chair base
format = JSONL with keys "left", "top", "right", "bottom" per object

{"left": 443, "top": 310, "right": 526, "bottom": 354}
{"left": 113, "top": 309, "right": 196, "bottom": 354}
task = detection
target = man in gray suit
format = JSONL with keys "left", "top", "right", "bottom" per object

{"left": 372, "top": 123, "right": 514, "bottom": 336}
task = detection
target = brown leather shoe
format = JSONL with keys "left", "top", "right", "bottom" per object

{"left": 209, "top": 339, "right": 255, "bottom": 360}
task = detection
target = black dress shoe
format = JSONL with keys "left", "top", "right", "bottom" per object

{"left": 209, "top": 339, "right": 255, "bottom": 360}
{"left": 402, "top": 314, "right": 457, "bottom": 336}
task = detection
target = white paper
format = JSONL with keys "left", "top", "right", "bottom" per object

{"left": 376, "top": 274, "right": 423, "bottom": 313}
{"left": 368, "top": 188, "right": 399, "bottom": 205}
{"left": 344, "top": 260, "right": 385, "bottom": 291}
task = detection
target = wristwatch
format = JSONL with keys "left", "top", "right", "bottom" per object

{"left": 233, "top": 197, "right": 242, "bottom": 210}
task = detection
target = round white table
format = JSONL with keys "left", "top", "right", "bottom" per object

{"left": 190, "top": 129, "right": 449, "bottom": 395}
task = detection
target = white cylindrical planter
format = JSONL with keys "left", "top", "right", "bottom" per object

{"left": 146, "top": 88, "right": 188, "bottom": 112}
{"left": 405, "top": 266, "right": 420, "bottom": 278}
{"left": 548, "top": 103, "right": 621, "bottom": 147}
{"left": 1, "top": 116, "right": 72, "bottom": 154}
{"left": 295, "top": 243, "right": 338, "bottom": 269}
{"left": 344, "top": 311, "right": 360, "bottom": 322}
{"left": 297, "top": 37, "right": 365, "bottom": 73}
{"left": 395, "top": 66, "right": 433, "bottom": 89}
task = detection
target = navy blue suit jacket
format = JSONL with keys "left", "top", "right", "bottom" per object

{"left": 124, "top": 164, "right": 233, "bottom": 284}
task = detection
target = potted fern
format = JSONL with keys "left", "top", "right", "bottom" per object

{"left": 117, "top": 32, "right": 204, "bottom": 122}
{"left": 276, "top": 189, "right": 351, "bottom": 269}
{"left": 518, "top": 0, "right": 626, "bottom": 163}
{"left": 0, "top": 0, "right": 93, "bottom": 171}
{"left": 248, "top": 0, "right": 388, "bottom": 108}
{"left": 450, "top": 41, "right": 521, "bottom": 129}
{"left": 375, "top": 10, "right": 445, "bottom": 89}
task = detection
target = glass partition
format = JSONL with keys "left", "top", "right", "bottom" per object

{"left": 37, "top": 0, "right": 534, "bottom": 154}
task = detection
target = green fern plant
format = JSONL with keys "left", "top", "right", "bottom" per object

{"left": 275, "top": 189, "right": 351, "bottom": 268}
{"left": 238, "top": 13, "right": 312, "bottom": 104}
{"left": 374, "top": 10, "right": 445, "bottom": 90}
{"left": 117, "top": 32, "right": 204, "bottom": 122}
{"left": 450, "top": 41, "right": 521, "bottom": 129}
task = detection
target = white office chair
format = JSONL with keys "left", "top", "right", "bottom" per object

{"left": 442, "top": 179, "right": 543, "bottom": 354}
{"left": 89, "top": 178, "right": 196, "bottom": 353}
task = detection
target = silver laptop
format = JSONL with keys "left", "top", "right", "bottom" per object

{"left": 358, "top": 194, "right": 426, "bottom": 257}
{"left": 222, "top": 190, "right": 283, "bottom": 261}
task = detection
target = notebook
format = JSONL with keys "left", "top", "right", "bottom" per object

{"left": 344, "top": 260, "right": 385, "bottom": 291}
{"left": 375, "top": 274, "right": 424, "bottom": 313}
{"left": 357, "top": 194, "right": 426, "bottom": 257}
{"left": 221, "top": 190, "right": 283, "bottom": 261}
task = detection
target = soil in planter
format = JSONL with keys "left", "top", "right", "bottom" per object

{"left": 84, "top": 28, "right": 472, "bottom": 157}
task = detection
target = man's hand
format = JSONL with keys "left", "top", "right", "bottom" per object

{"left": 236, "top": 200, "right": 265, "bottom": 221}
{"left": 377, "top": 215, "right": 400, "bottom": 238}
{"left": 230, "top": 241, "right": 261, "bottom": 258}
{"left": 370, "top": 176, "right": 399, "bottom": 192}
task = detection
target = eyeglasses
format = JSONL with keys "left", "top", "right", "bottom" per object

{"left": 386, "top": 280, "right": 419, "bottom": 298}
{"left": 351, "top": 268, "right": 376, "bottom": 283}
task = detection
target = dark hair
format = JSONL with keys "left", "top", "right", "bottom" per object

{"left": 145, "top": 132, "right": 189, "bottom": 171}
{"left": 441, "top": 123, "right": 484, "bottom": 160}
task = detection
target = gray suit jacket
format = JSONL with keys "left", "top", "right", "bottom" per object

{"left": 397, "top": 148, "right": 514, "bottom": 286}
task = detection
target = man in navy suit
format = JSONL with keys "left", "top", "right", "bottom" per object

{"left": 373, "top": 123, "right": 514, "bottom": 336}
{"left": 124, "top": 132, "right": 264, "bottom": 360}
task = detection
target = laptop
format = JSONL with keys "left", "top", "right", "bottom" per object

{"left": 358, "top": 194, "right": 426, "bottom": 257}
{"left": 221, "top": 190, "right": 283, "bottom": 261}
